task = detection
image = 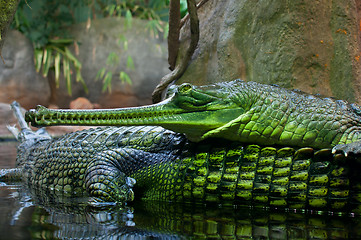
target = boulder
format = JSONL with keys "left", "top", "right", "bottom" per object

{"left": 69, "top": 97, "right": 98, "bottom": 109}
{"left": 176, "top": 0, "right": 361, "bottom": 103}
{"left": 0, "top": 30, "right": 50, "bottom": 109}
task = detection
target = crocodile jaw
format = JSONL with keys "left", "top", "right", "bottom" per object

{"left": 25, "top": 98, "right": 244, "bottom": 142}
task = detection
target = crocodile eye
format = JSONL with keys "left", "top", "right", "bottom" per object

{"left": 178, "top": 83, "right": 193, "bottom": 94}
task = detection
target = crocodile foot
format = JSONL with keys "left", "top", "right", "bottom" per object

{"left": 332, "top": 141, "right": 361, "bottom": 157}
{"left": 85, "top": 167, "right": 135, "bottom": 206}
{"left": 85, "top": 151, "right": 136, "bottom": 206}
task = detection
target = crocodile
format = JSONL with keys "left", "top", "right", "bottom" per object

{"left": 25, "top": 79, "right": 361, "bottom": 155}
{"left": 2, "top": 102, "right": 361, "bottom": 214}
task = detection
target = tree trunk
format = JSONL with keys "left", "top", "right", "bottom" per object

{"left": 175, "top": 0, "right": 361, "bottom": 104}
{"left": 0, "top": 0, "right": 20, "bottom": 56}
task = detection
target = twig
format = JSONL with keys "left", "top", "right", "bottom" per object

{"left": 180, "top": 0, "right": 209, "bottom": 29}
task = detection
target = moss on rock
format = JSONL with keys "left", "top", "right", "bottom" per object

{"left": 0, "top": 0, "right": 20, "bottom": 53}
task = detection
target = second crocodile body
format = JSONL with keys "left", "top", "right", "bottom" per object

{"left": 4, "top": 124, "right": 361, "bottom": 214}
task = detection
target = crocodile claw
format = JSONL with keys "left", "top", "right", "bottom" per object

{"left": 332, "top": 141, "right": 361, "bottom": 157}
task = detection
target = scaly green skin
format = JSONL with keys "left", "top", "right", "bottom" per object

{"left": 6, "top": 125, "right": 361, "bottom": 214}
{"left": 25, "top": 79, "right": 361, "bottom": 150}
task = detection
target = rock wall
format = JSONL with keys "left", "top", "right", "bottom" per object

{"left": 177, "top": 0, "right": 361, "bottom": 103}
{"left": 0, "top": 30, "right": 50, "bottom": 109}
{"left": 0, "top": 17, "right": 169, "bottom": 109}
{"left": 52, "top": 17, "right": 169, "bottom": 108}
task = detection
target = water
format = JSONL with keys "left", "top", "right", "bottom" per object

{"left": 1, "top": 141, "right": 361, "bottom": 239}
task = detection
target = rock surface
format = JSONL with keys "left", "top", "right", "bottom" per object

{"left": 51, "top": 17, "right": 170, "bottom": 108}
{"left": 0, "top": 30, "right": 50, "bottom": 109}
{"left": 176, "top": 0, "right": 361, "bottom": 104}
{"left": 0, "top": 17, "right": 169, "bottom": 110}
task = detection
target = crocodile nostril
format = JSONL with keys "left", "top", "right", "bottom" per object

{"left": 178, "top": 83, "right": 193, "bottom": 94}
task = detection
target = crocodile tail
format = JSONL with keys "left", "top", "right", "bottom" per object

{"left": 7, "top": 101, "right": 52, "bottom": 143}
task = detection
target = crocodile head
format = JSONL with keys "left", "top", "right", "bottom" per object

{"left": 25, "top": 80, "right": 251, "bottom": 142}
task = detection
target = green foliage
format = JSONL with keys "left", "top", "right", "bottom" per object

{"left": 94, "top": 0, "right": 183, "bottom": 92}
{"left": 34, "top": 39, "right": 87, "bottom": 96}
{"left": 96, "top": 49, "right": 133, "bottom": 93}
{"left": 12, "top": 0, "right": 95, "bottom": 95}
{"left": 12, "top": 0, "right": 175, "bottom": 95}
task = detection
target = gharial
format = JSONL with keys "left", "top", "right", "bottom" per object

{"left": 2, "top": 79, "right": 361, "bottom": 214}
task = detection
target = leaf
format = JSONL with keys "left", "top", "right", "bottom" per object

{"left": 123, "top": 40, "right": 128, "bottom": 51}
{"left": 42, "top": 48, "right": 53, "bottom": 77}
{"left": 126, "top": 56, "right": 135, "bottom": 70}
{"left": 42, "top": 48, "right": 48, "bottom": 66}
{"left": 63, "top": 57, "right": 72, "bottom": 96}
{"left": 180, "top": 0, "right": 188, "bottom": 17}
{"left": 106, "top": 52, "right": 119, "bottom": 66}
{"left": 146, "top": 20, "right": 162, "bottom": 38}
{"left": 76, "top": 69, "right": 88, "bottom": 94}
{"left": 102, "top": 72, "right": 113, "bottom": 93}
{"left": 96, "top": 67, "right": 107, "bottom": 81}
{"left": 117, "top": 35, "right": 127, "bottom": 46}
{"left": 119, "top": 71, "right": 132, "bottom": 85}
{"left": 163, "top": 23, "right": 169, "bottom": 39}
{"left": 124, "top": 9, "right": 132, "bottom": 29}
{"left": 34, "top": 49, "right": 43, "bottom": 73}
{"left": 64, "top": 47, "right": 81, "bottom": 69}
{"left": 107, "top": 4, "right": 116, "bottom": 17}
{"left": 54, "top": 52, "right": 61, "bottom": 88}
{"left": 49, "top": 38, "right": 74, "bottom": 45}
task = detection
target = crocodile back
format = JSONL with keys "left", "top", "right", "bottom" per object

{"left": 135, "top": 139, "right": 361, "bottom": 214}
{"left": 223, "top": 80, "right": 361, "bottom": 148}
{"left": 18, "top": 126, "right": 186, "bottom": 196}
{"left": 15, "top": 125, "right": 361, "bottom": 213}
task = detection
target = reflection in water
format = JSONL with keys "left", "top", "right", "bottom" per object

{"left": 0, "top": 183, "right": 361, "bottom": 239}
{"left": 1, "top": 142, "right": 361, "bottom": 239}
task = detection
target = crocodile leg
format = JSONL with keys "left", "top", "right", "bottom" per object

{"left": 84, "top": 149, "right": 136, "bottom": 206}
{"left": 332, "top": 141, "right": 361, "bottom": 156}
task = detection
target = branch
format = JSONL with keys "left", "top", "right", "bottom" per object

{"left": 180, "top": 0, "right": 209, "bottom": 29}
{"left": 167, "top": 0, "right": 181, "bottom": 70}
{"left": 152, "top": 0, "right": 200, "bottom": 103}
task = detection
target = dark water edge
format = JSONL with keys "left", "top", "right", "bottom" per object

{"left": 1, "top": 142, "right": 361, "bottom": 239}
